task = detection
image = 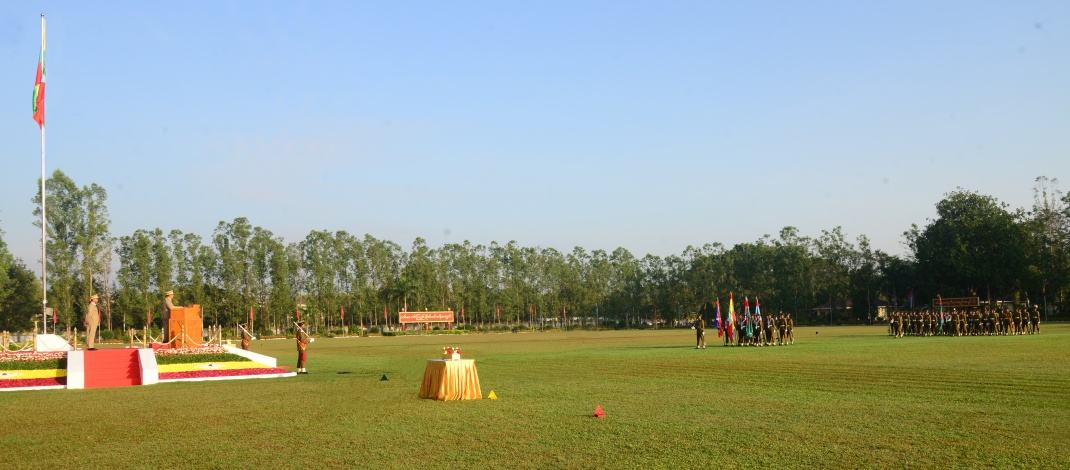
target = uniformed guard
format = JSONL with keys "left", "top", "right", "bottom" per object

{"left": 295, "top": 321, "right": 311, "bottom": 374}
{"left": 239, "top": 323, "right": 253, "bottom": 351}
{"left": 694, "top": 315, "right": 706, "bottom": 349}
{"left": 785, "top": 314, "right": 794, "bottom": 345}
{"left": 84, "top": 294, "right": 100, "bottom": 350}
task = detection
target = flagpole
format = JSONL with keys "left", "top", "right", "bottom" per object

{"left": 39, "top": 13, "right": 48, "bottom": 335}
{"left": 41, "top": 116, "right": 47, "bottom": 334}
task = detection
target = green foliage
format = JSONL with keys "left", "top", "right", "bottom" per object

{"left": 0, "top": 258, "right": 41, "bottom": 331}
{"left": 908, "top": 189, "right": 1031, "bottom": 302}
{"left": 154, "top": 352, "right": 251, "bottom": 365}
{"left": 0, "top": 358, "right": 67, "bottom": 370}
{"left": 16, "top": 173, "right": 1069, "bottom": 330}
{"left": 100, "top": 330, "right": 115, "bottom": 341}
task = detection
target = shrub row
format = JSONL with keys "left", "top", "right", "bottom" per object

{"left": 155, "top": 353, "right": 251, "bottom": 365}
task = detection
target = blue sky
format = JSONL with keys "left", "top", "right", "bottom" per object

{"left": 2, "top": 1, "right": 1068, "bottom": 267}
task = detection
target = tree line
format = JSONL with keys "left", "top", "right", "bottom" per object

{"left": 0, "top": 170, "right": 1067, "bottom": 334}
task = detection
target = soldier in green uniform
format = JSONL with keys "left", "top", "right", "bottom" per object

{"left": 84, "top": 294, "right": 100, "bottom": 350}
{"left": 694, "top": 315, "right": 706, "bottom": 349}
{"left": 786, "top": 314, "right": 794, "bottom": 345}
{"left": 736, "top": 314, "right": 745, "bottom": 347}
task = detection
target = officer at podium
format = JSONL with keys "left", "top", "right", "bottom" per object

{"left": 163, "top": 290, "right": 181, "bottom": 342}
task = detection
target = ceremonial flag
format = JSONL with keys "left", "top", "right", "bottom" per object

{"left": 715, "top": 299, "right": 723, "bottom": 338}
{"left": 147, "top": 309, "right": 152, "bottom": 325}
{"left": 296, "top": 305, "right": 301, "bottom": 321}
{"left": 53, "top": 308, "right": 57, "bottom": 324}
{"left": 727, "top": 293, "right": 736, "bottom": 341}
{"left": 462, "top": 306, "right": 465, "bottom": 319}
{"left": 249, "top": 306, "right": 254, "bottom": 323}
{"left": 32, "top": 16, "right": 46, "bottom": 128}
{"left": 383, "top": 306, "right": 387, "bottom": 321}
{"left": 340, "top": 306, "right": 345, "bottom": 320}
{"left": 938, "top": 295, "right": 944, "bottom": 329}
{"left": 744, "top": 297, "right": 753, "bottom": 338}
{"left": 496, "top": 305, "right": 500, "bottom": 318}
{"left": 755, "top": 298, "right": 762, "bottom": 333}
{"left": 908, "top": 288, "right": 914, "bottom": 310}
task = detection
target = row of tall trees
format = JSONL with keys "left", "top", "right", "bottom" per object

{"left": 1, "top": 172, "right": 1067, "bottom": 334}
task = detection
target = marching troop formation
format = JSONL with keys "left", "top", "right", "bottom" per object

{"left": 725, "top": 312, "right": 795, "bottom": 347}
{"left": 693, "top": 294, "right": 796, "bottom": 348}
{"left": 888, "top": 307, "right": 1042, "bottom": 337}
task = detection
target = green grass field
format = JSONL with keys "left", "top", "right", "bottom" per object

{"left": 3, "top": 325, "right": 1069, "bottom": 468}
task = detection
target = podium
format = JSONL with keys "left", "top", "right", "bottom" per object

{"left": 168, "top": 305, "right": 202, "bottom": 348}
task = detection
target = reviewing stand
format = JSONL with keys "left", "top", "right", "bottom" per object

{"left": 168, "top": 305, "right": 203, "bottom": 347}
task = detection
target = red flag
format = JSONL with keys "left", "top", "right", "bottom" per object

{"left": 249, "top": 307, "right": 254, "bottom": 322}
{"left": 147, "top": 309, "right": 152, "bottom": 325}
{"left": 383, "top": 306, "right": 387, "bottom": 321}
{"left": 296, "top": 306, "right": 301, "bottom": 321}
{"left": 340, "top": 306, "right": 345, "bottom": 320}
{"left": 53, "top": 308, "right": 57, "bottom": 323}
{"left": 563, "top": 306, "right": 567, "bottom": 317}
{"left": 461, "top": 306, "right": 465, "bottom": 319}
{"left": 496, "top": 305, "right": 500, "bottom": 318}
{"left": 32, "top": 16, "right": 46, "bottom": 128}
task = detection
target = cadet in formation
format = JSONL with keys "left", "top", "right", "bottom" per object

{"left": 888, "top": 306, "right": 1041, "bottom": 337}
{"left": 731, "top": 312, "right": 793, "bottom": 346}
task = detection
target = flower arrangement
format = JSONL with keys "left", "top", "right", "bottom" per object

{"left": 442, "top": 347, "right": 462, "bottom": 360}
{"left": 155, "top": 346, "right": 227, "bottom": 357}
{"left": 0, "top": 377, "right": 65, "bottom": 389}
{"left": 159, "top": 367, "right": 290, "bottom": 380}
{"left": 0, "top": 351, "right": 67, "bottom": 364}
{"left": 1, "top": 352, "right": 67, "bottom": 389}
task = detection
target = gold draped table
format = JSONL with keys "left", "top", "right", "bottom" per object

{"left": 419, "top": 359, "right": 482, "bottom": 400}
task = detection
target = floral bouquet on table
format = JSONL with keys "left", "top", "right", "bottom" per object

{"left": 442, "top": 347, "right": 462, "bottom": 360}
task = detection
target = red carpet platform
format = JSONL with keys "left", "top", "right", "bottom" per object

{"left": 82, "top": 349, "right": 141, "bottom": 388}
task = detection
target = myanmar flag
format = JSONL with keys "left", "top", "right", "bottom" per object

{"left": 32, "top": 16, "right": 46, "bottom": 128}
{"left": 726, "top": 293, "right": 735, "bottom": 341}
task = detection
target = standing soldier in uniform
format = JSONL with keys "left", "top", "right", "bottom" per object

{"left": 694, "top": 315, "right": 706, "bottom": 349}
{"left": 239, "top": 323, "right": 253, "bottom": 351}
{"left": 84, "top": 294, "right": 100, "bottom": 350}
{"left": 784, "top": 313, "right": 794, "bottom": 345}
{"left": 296, "top": 321, "right": 312, "bottom": 374}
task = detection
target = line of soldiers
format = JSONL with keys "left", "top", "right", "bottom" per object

{"left": 888, "top": 307, "right": 1042, "bottom": 337}
{"left": 726, "top": 313, "right": 795, "bottom": 347}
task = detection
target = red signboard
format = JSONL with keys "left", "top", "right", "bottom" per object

{"left": 399, "top": 311, "right": 455, "bottom": 324}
